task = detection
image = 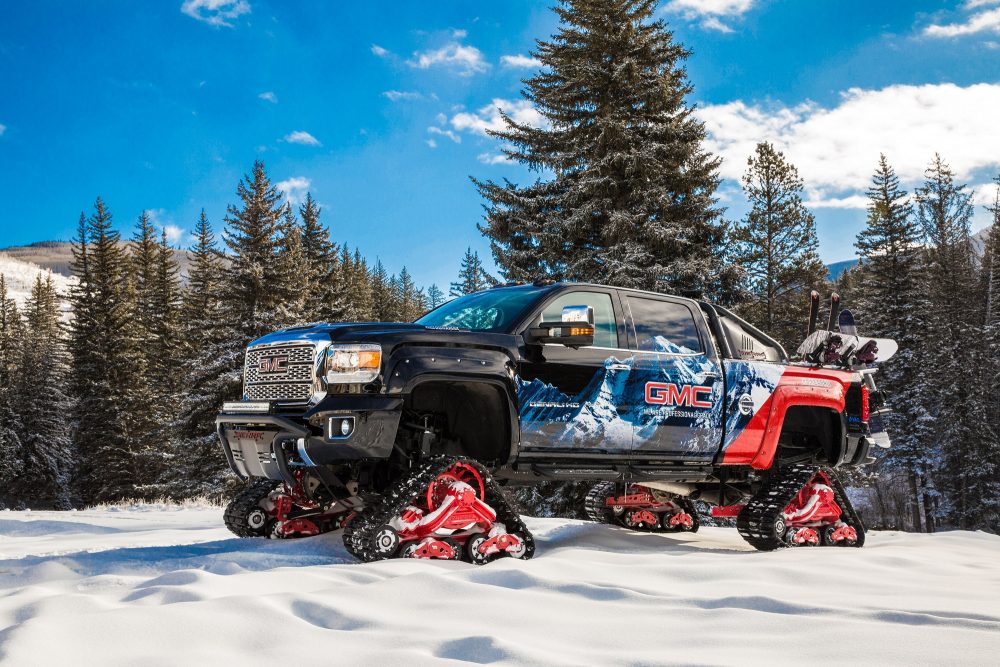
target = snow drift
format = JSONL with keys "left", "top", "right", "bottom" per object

{"left": 0, "top": 508, "right": 998, "bottom": 665}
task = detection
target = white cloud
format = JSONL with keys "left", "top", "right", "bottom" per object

{"left": 371, "top": 44, "right": 390, "bottom": 57}
{"left": 163, "top": 224, "right": 186, "bottom": 245}
{"left": 0, "top": 123, "right": 5, "bottom": 137}
{"left": 383, "top": 90, "right": 422, "bottom": 102}
{"left": 409, "top": 42, "right": 489, "bottom": 76}
{"left": 451, "top": 98, "right": 545, "bottom": 135}
{"left": 258, "top": 91, "right": 277, "bottom": 103}
{"left": 924, "top": 6, "right": 1000, "bottom": 37}
{"left": 965, "top": 0, "right": 1000, "bottom": 10}
{"left": 697, "top": 82, "right": 1000, "bottom": 208}
{"left": 146, "top": 210, "right": 187, "bottom": 245}
{"left": 426, "top": 138, "right": 438, "bottom": 149}
{"left": 428, "top": 126, "right": 461, "bottom": 143}
{"left": 665, "top": 0, "right": 754, "bottom": 31}
{"left": 452, "top": 29, "right": 468, "bottom": 39}
{"left": 500, "top": 54, "right": 542, "bottom": 68}
{"left": 477, "top": 152, "right": 511, "bottom": 165}
{"left": 283, "top": 130, "right": 321, "bottom": 146}
{"left": 276, "top": 176, "right": 311, "bottom": 205}
{"left": 180, "top": 0, "right": 250, "bottom": 27}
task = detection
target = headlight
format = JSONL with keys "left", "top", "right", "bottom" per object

{"left": 325, "top": 344, "right": 382, "bottom": 384}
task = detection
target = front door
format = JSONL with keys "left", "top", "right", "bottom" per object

{"left": 624, "top": 295, "right": 724, "bottom": 459}
{"left": 517, "top": 289, "right": 633, "bottom": 453}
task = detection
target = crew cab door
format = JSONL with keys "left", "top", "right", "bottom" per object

{"left": 624, "top": 295, "right": 724, "bottom": 459}
{"left": 516, "top": 288, "right": 633, "bottom": 453}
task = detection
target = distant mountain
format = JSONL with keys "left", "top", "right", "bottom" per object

{"left": 826, "top": 259, "right": 859, "bottom": 281}
{"left": 0, "top": 252, "right": 77, "bottom": 317}
{"left": 0, "top": 240, "right": 192, "bottom": 279}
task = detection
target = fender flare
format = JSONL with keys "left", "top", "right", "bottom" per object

{"left": 749, "top": 385, "right": 845, "bottom": 469}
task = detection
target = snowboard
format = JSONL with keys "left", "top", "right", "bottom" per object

{"left": 796, "top": 329, "right": 898, "bottom": 365}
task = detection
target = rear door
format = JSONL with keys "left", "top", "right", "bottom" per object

{"left": 516, "top": 288, "right": 633, "bottom": 453}
{"left": 624, "top": 295, "right": 724, "bottom": 459}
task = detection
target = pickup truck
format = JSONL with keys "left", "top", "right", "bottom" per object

{"left": 216, "top": 282, "right": 890, "bottom": 563}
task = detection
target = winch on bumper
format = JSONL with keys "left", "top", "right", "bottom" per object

{"left": 216, "top": 395, "right": 402, "bottom": 484}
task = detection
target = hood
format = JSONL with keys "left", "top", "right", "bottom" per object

{"left": 249, "top": 321, "right": 517, "bottom": 350}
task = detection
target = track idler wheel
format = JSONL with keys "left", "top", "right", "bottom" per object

{"left": 373, "top": 524, "right": 401, "bottom": 559}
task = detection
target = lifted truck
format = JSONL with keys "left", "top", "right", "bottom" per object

{"left": 217, "top": 283, "right": 893, "bottom": 563}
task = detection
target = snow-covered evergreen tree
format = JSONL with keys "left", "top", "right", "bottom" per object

{"left": 397, "top": 267, "right": 426, "bottom": 321}
{"left": 371, "top": 260, "right": 397, "bottom": 321}
{"left": 427, "top": 284, "right": 446, "bottom": 309}
{"left": 449, "top": 248, "right": 492, "bottom": 297}
{"left": 173, "top": 211, "right": 230, "bottom": 496}
{"left": 732, "top": 142, "right": 827, "bottom": 348}
{"left": 915, "top": 154, "right": 986, "bottom": 530}
{"left": 71, "top": 198, "right": 146, "bottom": 502}
{"left": 0, "top": 275, "right": 25, "bottom": 505}
{"left": 476, "top": 0, "right": 737, "bottom": 299}
{"left": 273, "top": 205, "right": 308, "bottom": 327}
{"left": 11, "top": 274, "right": 73, "bottom": 508}
{"left": 299, "top": 193, "right": 344, "bottom": 321}
{"left": 340, "top": 248, "right": 374, "bottom": 321}
{"left": 854, "top": 154, "right": 933, "bottom": 531}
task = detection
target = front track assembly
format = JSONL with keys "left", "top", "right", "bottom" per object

{"left": 223, "top": 474, "right": 359, "bottom": 539}
{"left": 736, "top": 465, "right": 865, "bottom": 550}
{"left": 585, "top": 481, "right": 700, "bottom": 533}
{"left": 343, "top": 456, "right": 534, "bottom": 565}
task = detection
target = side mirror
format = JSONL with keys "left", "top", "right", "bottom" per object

{"left": 528, "top": 305, "right": 596, "bottom": 348}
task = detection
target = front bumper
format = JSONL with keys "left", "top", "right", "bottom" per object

{"left": 216, "top": 395, "right": 403, "bottom": 482}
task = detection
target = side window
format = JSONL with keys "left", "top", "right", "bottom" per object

{"left": 540, "top": 291, "right": 618, "bottom": 348}
{"left": 626, "top": 297, "right": 703, "bottom": 354}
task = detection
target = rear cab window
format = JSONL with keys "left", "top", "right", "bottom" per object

{"left": 625, "top": 296, "right": 703, "bottom": 354}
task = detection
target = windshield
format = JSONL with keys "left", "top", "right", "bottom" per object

{"left": 416, "top": 286, "right": 546, "bottom": 333}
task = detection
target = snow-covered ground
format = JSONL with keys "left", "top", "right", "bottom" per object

{"left": 0, "top": 253, "right": 76, "bottom": 315}
{"left": 1, "top": 508, "right": 998, "bottom": 666}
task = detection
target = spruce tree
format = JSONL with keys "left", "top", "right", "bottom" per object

{"left": 732, "top": 142, "right": 827, "bottom": 348}
{"left": 397, "top": 267, "right": 427, "bottom": 321}
{"left": 273, "top": 205, "right": 308, "bottom": 327}
{"left": 854, "top": 155, "right": 933, "bottom": 531}
{"left": 71, "top": 198, "right": 146, "bottom": 502}
{"left": 475, "top": 0, "right": 735, "bottom": 298}
{"left": 173, "top": 211, "right": 230, "bottom": 496}
{"left": 915, "top": 154, "right": 985, "bottom": 530}
{"left": 0, "top": 275, "right": 25, "bottom": 505}
{"left": 450, "top": 248, "right": 492, "bottom": 297}
{"left": 371, "top": 260, "right": 395, "bottom": 321}
{"left": 427, "top": 284, "right": 446, "bottom": 309}
{"left": 342, "top": 248, "right": 374, "bottom": 321}
{"left": 299, "top": 193, "right": 344, "bottom": 321}
{"left": 12, "top": 274, "right": 73, "bottom": 508}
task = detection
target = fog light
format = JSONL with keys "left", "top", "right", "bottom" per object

{"left": 329, "top": 416, "right": 355, "bottom": 439}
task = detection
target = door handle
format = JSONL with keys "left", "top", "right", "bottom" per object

{"left": 698, "top": 372, "right": 720, "bottom": 382}
{"left": 608, "top": 364, "right": 631, "bottom": 371}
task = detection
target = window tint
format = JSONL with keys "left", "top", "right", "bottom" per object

{"left": 627, "top": 297, "right": 702, "bottom": 353}
{"left": 541, "top": 291, "right": 618, "bottom": 348}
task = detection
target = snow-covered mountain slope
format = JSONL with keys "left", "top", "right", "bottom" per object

{"left": 0, "top": 253, "right": 76, "bottom": 314}
{"left": 1, "top": 508, "right": 997, "bottom": 665}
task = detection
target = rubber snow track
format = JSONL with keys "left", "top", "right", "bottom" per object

{"left": 1, "top": 507, "right": 999, "bottom": 666}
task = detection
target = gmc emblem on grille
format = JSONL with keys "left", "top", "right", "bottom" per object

{"left": 258, "top": 354, "right": 289, "bottom": 374}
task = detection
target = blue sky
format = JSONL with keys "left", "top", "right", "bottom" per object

{"left": 1, "top": 1, "right": 999, "bottom": 291}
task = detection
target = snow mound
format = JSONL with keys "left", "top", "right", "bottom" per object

{"left": 0, "top": 510, "right": 998, "bottom": 664}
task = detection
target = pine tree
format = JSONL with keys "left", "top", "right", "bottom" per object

{"left": 173, "top": 211, "right": 230, "bottom": 496}
{"left": 854, "top": 155, "right": 933, "bottom": 531}
{"left": 71, "top": 198, "right": 146, "bottom": 502}
{"left": 0, "top": 275, "right": 25, "bottom": 505}
{"left": 273, "top": 205, "right": 308, "bottom": 326}
{"left": 11, "top": 274, "right": 73, "bottom": 508}
{"left": 427, "top": 284, "right": 446, "bottom": 309}
{"left": 341, "top": 248, "right": 374, "bottom": 321}
{"left": 732, "top": 142, "right": 827, "bottom": 348}
{"left": 450, "top": 248, "right": 492, "bottom": 297}
{"left": 475, "top": 0, "right": 736, "bottom": 299}
{"left": 371, "top": 260, "right": 396, "bottom": 321}
{"left": 299, "top": 193, "right": 344, "bottom": 321}
{"left": 915, "top": 154, "right": 985, "bottom": 530}
{"left": 397, "top": 267, "right": 427, "bottom": 321}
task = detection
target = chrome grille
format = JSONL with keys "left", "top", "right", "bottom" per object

{"left": 244, "top": 343, "right": 317, "bottom": 403}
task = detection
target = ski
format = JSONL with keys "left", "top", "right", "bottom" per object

{"left": 807, "top": 290, "right": 821, "bottom": 336}
{"left": 826, "top": 292, "right": 841, "bottom": 332}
